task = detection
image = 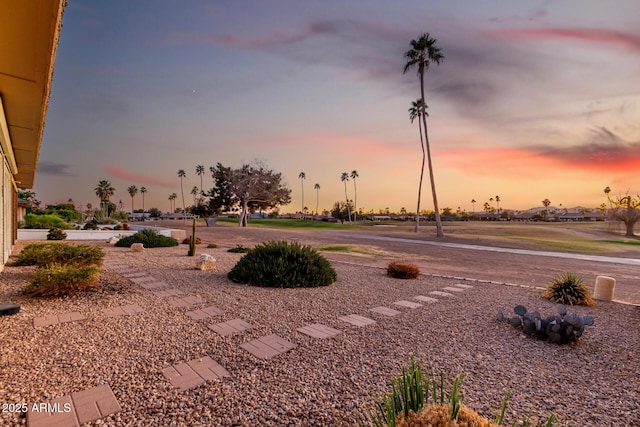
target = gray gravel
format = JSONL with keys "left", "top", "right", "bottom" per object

{"left": 1, "top": 240, "right": 638, "bottom": 426}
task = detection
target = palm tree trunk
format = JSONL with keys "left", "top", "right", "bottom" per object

{"left": 420, "top": 72, "right": 444, "bottom": 237}
{"left": 316, "top": 190, "right": 319, "bottom": 216}
{"left": 343, "top": 182, "right": 351, "bottom": 224}
{"left": 415, "top": 119, "right": 425, "bottom": 233}
{"left": 353, "top": 180, "right": 357, "bottom": 223}
{"left": 180, "top": 179, "right": 186, "bottom": 222}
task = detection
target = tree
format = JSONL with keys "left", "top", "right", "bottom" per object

{"left": 314, "top": 183, "right": 321, "bottom": 215}
{"left": 542, "top": 198, "right": 551, "bottom": 221}
{"left": 212, "top": 162, "right": 291, "bottom": 227}
{"left": 495, "top": 195, "right": 501, "bottom": 215}
{"left": 409, "top": 98, "right": 429, "bottom": 232}
{"left": 606, "top": 192, "right": 640, "bottom": 237}
{"left": 177, "top": 170, "right": 186, "bottom": 220}
{"left": 148, "top": 207, "right": 162, "bottom": 218}
{"left": 191, "top": 186, "right": 199, "bottom": 205}
{"left": 127, "top": 185, "right": 138, "bottom": 220}
{"left": 196, "top": 165, "right": 205, "bottom": 193}
{"left": 471, "top": 199, "right": 476, "bottom": 215}
{"left": 350, "top": 170, "right": 359, "bottom": 222}
{"left": 604, "top": 186, "right": 612, "bottom": 209}
{"left": 169, "top": 193, "right": 177, "bottom": 213}
{"left": 298, "top": 171, "right": 306, "bottom": 214}
{"left": 340, "top": 172, "right": 352, "bottom": 223}
{"left": 140, "top": 187, "right": 147, "bottom": 219}
{"left": 330, "top": 201, "right": 353, "bottom": 224}
{"left": 404, "top": 33, "right": 444, "bottom": 237}
{"left": 95, "top": 180, "right": 115, "bottom": 217}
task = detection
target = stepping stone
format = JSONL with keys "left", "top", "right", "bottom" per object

{"left": 0, "top": 303, "right": 20, "bottom": 316}
{"left": 240, "top": 334, "right": 296, "bottom": 360}
{"left": 454, "top": 284, "right": 474, "bottom": 289}
{"left": 139, "top": 281, "right": 168, "bottom": 290}
{"left": 130, "top": 276, "right": 155, "bottom": 283}
{"left": 414, "top": 295, "right": 438, "bottom": 303}
{"left": 153, "top": 289, "right": 184, "bottom": 297}
{"left": 393, "top": 300, "right": 422, "bottom": 309}
{"left": 162, "top": 356, "right": 230, "bottom": 392}
{"left": 338, "top": 314, "right": 376, "bottom": 327}
{"left": 442, "top": 287, "right": 465, "bottom": 292}
{"left": 33, "top": 312, "right": 85, "bottom": 327}
{"left": 186, "top": 305, "right": 224, "bottom": 320}
{"left": 167, "top": 295, "right": 203, "bottom": 308}
{"left": 102, "top": 304, "right": 144, "bottom": 318}
{"left": 429, "top": 291, "right": 454, "bottom": 297}
{"left": 369, "top": 306, "right": 401, "bottom": 316}
{"left": 208, "top": 318, "right": 252, "bottom": 336}
{"left": 121, "top": 272, "right": 147, "bottom": 278}
{"left": 27, "top": 384, "right": 121, "bottom": 427}
{"left": 297, "top": 323, "right": 341, "bottom": 338}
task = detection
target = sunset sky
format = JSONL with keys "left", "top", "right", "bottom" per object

{"left": 36, "top": 0, "right": 640, "bottom": 214}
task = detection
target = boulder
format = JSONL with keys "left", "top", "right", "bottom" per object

{"left": 107, "top": 236, "right": 119, "bottom": 244}
{"left": 131, "top": 243, "right": 144, "bottom": 252}
{"left": 197, "top": 253, "right": 216, "bottom": 271}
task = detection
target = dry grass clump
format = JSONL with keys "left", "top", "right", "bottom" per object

{"left": 387, "top": 261, "right": 420, "bottom": 279}
{"left": 182, "top": 237, "right": 202, "bottom": 244}
{"left": 542, "top": 272, "right": 596, "bottom": 307}
{"left": 23, "top": 264, "right": 100, "bottom": 297}
{"left": 396, "top": 405, "right": 498, "bottom": 427}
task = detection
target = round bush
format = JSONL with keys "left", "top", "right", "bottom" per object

{"left": 542, "top": 272, "right": 596, "bottom": 307}
{"left": 46, "top": 228, "right": 67, "bottom": 240}
{"left": 387, "top": 261, "right": 420, "bottom": 279}
{"left": 23, "top": 264, "right": 100, "bottom": 297}
{"left": 227, "top": 240, "right": 336, "bottom": 288}
{"left": 115, "top": 229, "right": 178, "bottom": 248}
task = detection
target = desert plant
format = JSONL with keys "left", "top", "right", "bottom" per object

{"left": 82, "top": 221, "right": 99, "bottom": 230}
{"left": 227, "top": 244, "right": 250, "bottom": 253}
{"left": 497, "top": 304, "right": 595, "bottom": 344}
{"left": 14, "top": 243, "right": 104, "bottom": 267}
{"left": 227, "top": 240, "right": 337, "bottom": 288}
{"left": 188, "top": 218, "right": 197, "bottom": 256}
{"left": 542, "top": 272, "right": 596, "bottom": 306}
{"left": 47, "top": 228, "right": 68, "bottom": 240}
{"left": 23, "top": 264, "right": 100, "bottom": 297}
{"left": 114, "top": 229, "right": 178, "bottom": 248}
{"left": 387, "top": 261, "right": 420, "bottom": 279}
{"left": 207, "top": 243, "right": 218, "bottom": 248}
{"left": 182, "top": 237, "right": 202, "bottom": 244}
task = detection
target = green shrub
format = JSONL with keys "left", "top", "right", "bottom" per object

{"left": 22, "top": 213, "right": 72, "bottom": 229}
{"left": 387, "top": 261, "right": 420, "bottom": 279}
{"left": 227, "top": 244, "right": 250, "bottom": 253}
{"left": 227, "top": 240, "right": 337, "bottom": 288}
{"left": 83, "top": 221, "right": 99, "bottom": 230}
{"left": 47, "top": 228, "right": 67, "bottom": 240}
{"left": 14, "top": 243, "right": 104, "bottom": 267}
{"left": 542, "top": 272, "right": 596, "bottom": 307}
{"left": 23, "top": 264, "right": 100, "bottom": 297}
{"left": 114, "top": 229, "right": 178, "bottom": 248}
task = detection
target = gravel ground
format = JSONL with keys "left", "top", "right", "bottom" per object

{"left": 1, "top": 236, "right": 639, "bottom": 427}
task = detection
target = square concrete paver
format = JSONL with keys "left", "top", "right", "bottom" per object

{"left": 34, "top": 312, "right": 85, "bottom": 328}
{"left": 139, "top": 281, "right": 169, "bottom": 290}
{"left": 442, "top": 287, "right": 465, "bottom": 292}
{"left": 430, "top": 291, "right": 455, "bottom": 297}
{"left": 152, "top": 289, "right": 184, "bottom": 297}
{"left": 208, "top": 318, "right": 252, "bottom": 336}
{"left": 27, "top": 384, "right": 121, "bottom": 427}
{"left": 414, "top": 295, "right": 438, "bottom": 303}
{"left": 393, "top": 300, "right": 423, "bottom": 309}
{"left": 338, "top": 314, "right": 376, "bottom": 327}
{"left": 454, "top": 284, "right": 474, "bottom": 289}
{"left": 297, "top": 323, "right": 341, "bottom": 338}
{"left": 167, "top": 295, "right": 203, "bottom": 308}
{"left": 369, "top": 306, "right": 401, "bottom": 316}
{"left": 186, "top": 305, "right": 224, "bottom": 320}
{"left": 240, "top": 334, "right": 296, "bottom": 360}
{"left": 162, "top": 356, "right": 230, "bottom": 392}
{"left": 102, "top": 304, "right": 144, "bottom": 318}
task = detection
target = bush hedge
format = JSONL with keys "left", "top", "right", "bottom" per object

{"left": 227, "top": 240, "right": 337, "bottom": 288}
{"left": 115, "top": 229, "right": 178, "bottom": 248}
{"left": 14, "top": 243, "right": 104, "bottom": 267}
{"left": 23, "top": 264, "right": 100, "bottom": 297}
{"left": 21, "top": 213, "right": 72, "bottom": 230}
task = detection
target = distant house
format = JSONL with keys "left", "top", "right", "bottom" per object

{"left": 0, "top": 1, "right": 66, "bottom": 270}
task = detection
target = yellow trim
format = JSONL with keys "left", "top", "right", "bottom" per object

{"left": 0, "top": 97, "right": 18, "bottom": 175}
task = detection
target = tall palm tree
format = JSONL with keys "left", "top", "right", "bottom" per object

{"left": 340, "top": 172, "right": 352, "bottom": 223}
{"left": 94, "top": 179, "right": 115, "bottom": 217}
{"left": 196, "top": 165, "right": 205, "bottom": 193}
{"left": 177, "top": 169, "right": 186, "bottom": 220}
{"left": 495, "top": 195, "right": 501, "bottom": 215}
{"left": 168, "top": 194, "right": 173, "bottom": 213}
{"left": 191, "top": 186, "right": 199, "bottom": 205}
{"left": 140, "top": 187, "right": 147, "bottom": 220}
{"left": 404, "top": 33, "right": 445, "bottom": 237}
{"left": 298, "top": 171, "right": 306, "bottom": 214}
{"left": 314, "top": 183, "right": 320, "bottom": 215}
{"left": 409, "top": 98, "right": 428, "bottom": 232}
{"left": 127, "top": 185, "right": 138, "bottom": 220}
{"left": 471, "top": 199, "right": 476, "bottom": 215}
{"left": 350, "top": 170, "right": 359, "bottom": 222}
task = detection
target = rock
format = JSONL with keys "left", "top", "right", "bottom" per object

{"left": 197, "top": 254, "right": 216, "bottom": 271}
{"left": 131, "top": 243, "right": 144, "bottom": 252}
{"left": 0, "top": 303, "right": 20, "bottom": 316}
{"left": 108, "top": 236, "right": 119, "bottom": 244}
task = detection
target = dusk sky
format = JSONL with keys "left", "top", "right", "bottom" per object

{"left": 36, "top": 0, "right": 640, "bottom": 214}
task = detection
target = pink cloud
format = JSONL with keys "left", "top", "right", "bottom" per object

{"left": 488, "top": 27, "right": 640, "bottom": 51}
{"left": 104, "top": 165, "right": 174, "bottom": 187}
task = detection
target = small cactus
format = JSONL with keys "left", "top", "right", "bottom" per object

{"left": 188, "top": 218, "right": 196, "bottom": 257}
